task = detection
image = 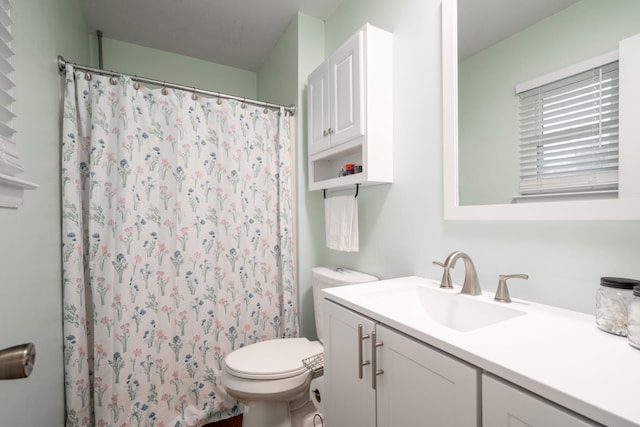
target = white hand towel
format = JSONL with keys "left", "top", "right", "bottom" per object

{"left": 325, "top": 195, "right": 359, "bottom": 252}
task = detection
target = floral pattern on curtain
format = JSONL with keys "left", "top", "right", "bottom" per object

{"left": 61, "top": 67, "right": 298, "bottom": 427}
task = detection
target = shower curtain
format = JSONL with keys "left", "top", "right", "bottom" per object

{"left": 61, "top": 66, "right": 298, "bottom": 427}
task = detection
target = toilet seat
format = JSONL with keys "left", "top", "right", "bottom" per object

{"left": 224, "top": 338, "right": 322, "bottom": 380}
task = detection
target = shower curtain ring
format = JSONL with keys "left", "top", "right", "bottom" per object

{"left": 241, "top": 98, "right": 247, "bottom": 109}
{"left": 217, "top": 92, "right": 222, "bottom": 105}
{"left": 162, "top": 85, "right": 169, "bottom": 96}
{"left": 191, "top": 88, "right": 198, "bottom": 101}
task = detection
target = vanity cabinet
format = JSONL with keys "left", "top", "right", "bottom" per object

{"left": 323, "top": 299, "right": 376, "bottom": 427}
{"left": 322, "top": 276, "right": 636, "bottom": 426}
{"left": 376, "top": 324, "right": 479, "bottom": 427}
{"left": 323, "top": 300, "right": 480, "bottom": 427}
{"left": 307, "top": 23, "right": 393, "bottom": 191}
{"left": 482, "top": 374, "right": 599, "bottom": 427}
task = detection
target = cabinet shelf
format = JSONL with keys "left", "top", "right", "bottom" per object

{"left": 311, "top": 173, "right": 363, "bottom": 192}
{"left": 0, "top": 173, "right": 38, "bottom": 208}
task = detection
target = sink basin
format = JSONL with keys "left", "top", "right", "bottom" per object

{"left": 360, "top": 282, "right": 526, "bottom": 332}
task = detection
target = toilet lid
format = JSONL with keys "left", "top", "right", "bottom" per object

{"left": 224, "top": 338, "right": 322, "bottom": 380}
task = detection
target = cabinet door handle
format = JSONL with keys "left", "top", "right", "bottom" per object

{"left": 371, "top": 330, "right": 384, "bottom": 390}
{"left": 357, "top": 324, "right": 370, "bottom": 379}
{"left": 323, "top": 129, "right": 328, "bottom": 136}
{"left": 327, "top": 127, "right": 333, "bottom": 134}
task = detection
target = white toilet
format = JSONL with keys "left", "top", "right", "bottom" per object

{"left": 221, "top": 267, "right": 378, "bottom": 427}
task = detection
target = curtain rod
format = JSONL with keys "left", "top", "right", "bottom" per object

{"left": 56, "top": 56, "right": 296, "bottom": 116}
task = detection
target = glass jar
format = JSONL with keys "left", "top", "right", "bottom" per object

{"left": 628, "top": 286, "right": 640, "bottom": 349}
{"left": 595, "top": 277, "right": 639, "bottom": 336}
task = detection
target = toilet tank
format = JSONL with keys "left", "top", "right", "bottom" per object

{"left": 312, "top": 267, "right": 378, "bottom": 343}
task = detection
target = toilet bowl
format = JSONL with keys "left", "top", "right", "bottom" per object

{"left": 222, "top": 338, "right": 322, "bottom": 427}
{"left": 221, "top": 267, "right": 378, "bottom": 427}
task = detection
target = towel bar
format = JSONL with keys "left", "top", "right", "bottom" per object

{"left": 323, "top": 184, "right": 359, "bottom": 199}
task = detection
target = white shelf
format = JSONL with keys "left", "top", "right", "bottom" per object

{"left": 0, "top": 173, "right": 38, "bottom": 208}
{"left": 310, "top": 173, "right": 363, "bottom": 192}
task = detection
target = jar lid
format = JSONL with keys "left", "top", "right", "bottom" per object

{"left": 600, "top": 277, "right": 640, "bottom": 289}
{"left": 635, "top": 285, "right": 640, "bottom": 297}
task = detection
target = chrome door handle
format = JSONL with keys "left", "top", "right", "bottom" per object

{"left": 357, "top": 324, "right": 370, "bottom": 379}
{"left": 0, "top": 343, "right": 35, "bottom": 380}
{"left": 371, "top": 330, "right": 384, "bottom": 390}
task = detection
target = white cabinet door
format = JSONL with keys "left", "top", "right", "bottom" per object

{"left": 323, "top": 300, "right": 376, "bottom": 427}
{"left": 307, "top": 29, "right": 364, "bottom": 157}
{"left": 376, "top": 325, "right": 480, "bottom": 427}
{"left": 307, "top": 64, "right": 331, "bottom": 155}
{"left": 329, "top": 29, "right": 364, "bottom": 147}
{"left": 483, "top": 374, "right": 600, "bottom": 427}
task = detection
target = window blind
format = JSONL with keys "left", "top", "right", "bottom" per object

{"left": 0, "top": 0, "right": 37, "bottom": 207}
{"left": 517, "top": 61, "right": 619, "bottom": 196}
{"left": 0, "top": 0, "right": 19, "bottom": 177}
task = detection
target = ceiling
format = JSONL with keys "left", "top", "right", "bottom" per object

{"left": 77, "top": 0, "right": 345, "bottom": 72}
{"left": 78, "top": 0, "right": 580, "bottom": 72}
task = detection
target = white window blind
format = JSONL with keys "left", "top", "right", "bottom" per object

{"left": 0, "top": 0, "right": 36, "bottom": 207}
{"left": 0, "top": 0, "right": 18, "bottom": 177}
{"left": 517, "top": 61, "right": 619, "bottom": 196}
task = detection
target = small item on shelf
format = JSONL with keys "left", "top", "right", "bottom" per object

{"left": 595, "top": 276, "right": 639, "bottom": 336}
{"left": 628, "top": 286, "right": 640, "bottom": 349}
{"left": 339, "top": 164, "right": 361, "bottom": 177}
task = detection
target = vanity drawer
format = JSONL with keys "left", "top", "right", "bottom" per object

{"left": 482, "top": 374, "right": 600, "bottom": 427}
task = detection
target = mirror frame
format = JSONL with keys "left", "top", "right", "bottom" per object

{"left": 442, "top": 0, "right": 640, "bottom": 220}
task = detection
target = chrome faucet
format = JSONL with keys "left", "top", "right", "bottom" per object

{"left": 443, "top": 251, "right": 482, "bottom": 296}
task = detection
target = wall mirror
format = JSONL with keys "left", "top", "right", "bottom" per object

{"left": 442, "top": 0, "right": 640, "bottom": 220}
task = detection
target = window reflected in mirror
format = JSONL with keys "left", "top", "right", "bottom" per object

{"left": 457, "top": 0, "right": 640, "bottom": 206}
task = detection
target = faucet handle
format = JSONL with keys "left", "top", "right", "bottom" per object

{"left": 494, "top": 274, "right": 528, "bottom": 303}
{"left": 432, "top": 261, "right": 453, "bottom": 289}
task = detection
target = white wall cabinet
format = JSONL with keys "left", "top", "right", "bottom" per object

{"left": 482, "top": 374, "right": 600, "bottom": 427}
{"left": 307, "top": 31, "right": 363, "bottom": 156}
{"left": 323, "top": 300, "right": 480, "bottom": 426}
{"left": 307, "top": 23, "right": 393, "bottom": 191}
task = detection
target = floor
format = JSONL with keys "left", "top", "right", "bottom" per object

{"left": 205, "top": 414, "right": 243, "bottom": 427}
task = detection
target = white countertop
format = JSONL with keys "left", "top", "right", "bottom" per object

{"left": 322, "top": 276, "right": 640, "bottom": 427}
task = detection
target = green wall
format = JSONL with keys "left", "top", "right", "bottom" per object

{"left": 312, "top": 0, "right": 640, "bottom": 322}
{"left": 257, "top": 15, "right": 299, "bottom": 106}
{"left": 96, "top": 37, "right": 257, "bottom": 99}
{"left": 2, "top": 2, "right": 640, "bottom": 425}
{"left": 0, "top": 0, "right": 89, "bottom": 425}
{"left": 257, "top": 13, "right": 325, "bottom": 339}
{"left": 458, "top": 0, "right": 640, "bottom": 205}
{"left": 292, "top": 15, "right": 326, "bottom": 340}
{"left": 319, "top": 0, "right": 444, "bottom": 280}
